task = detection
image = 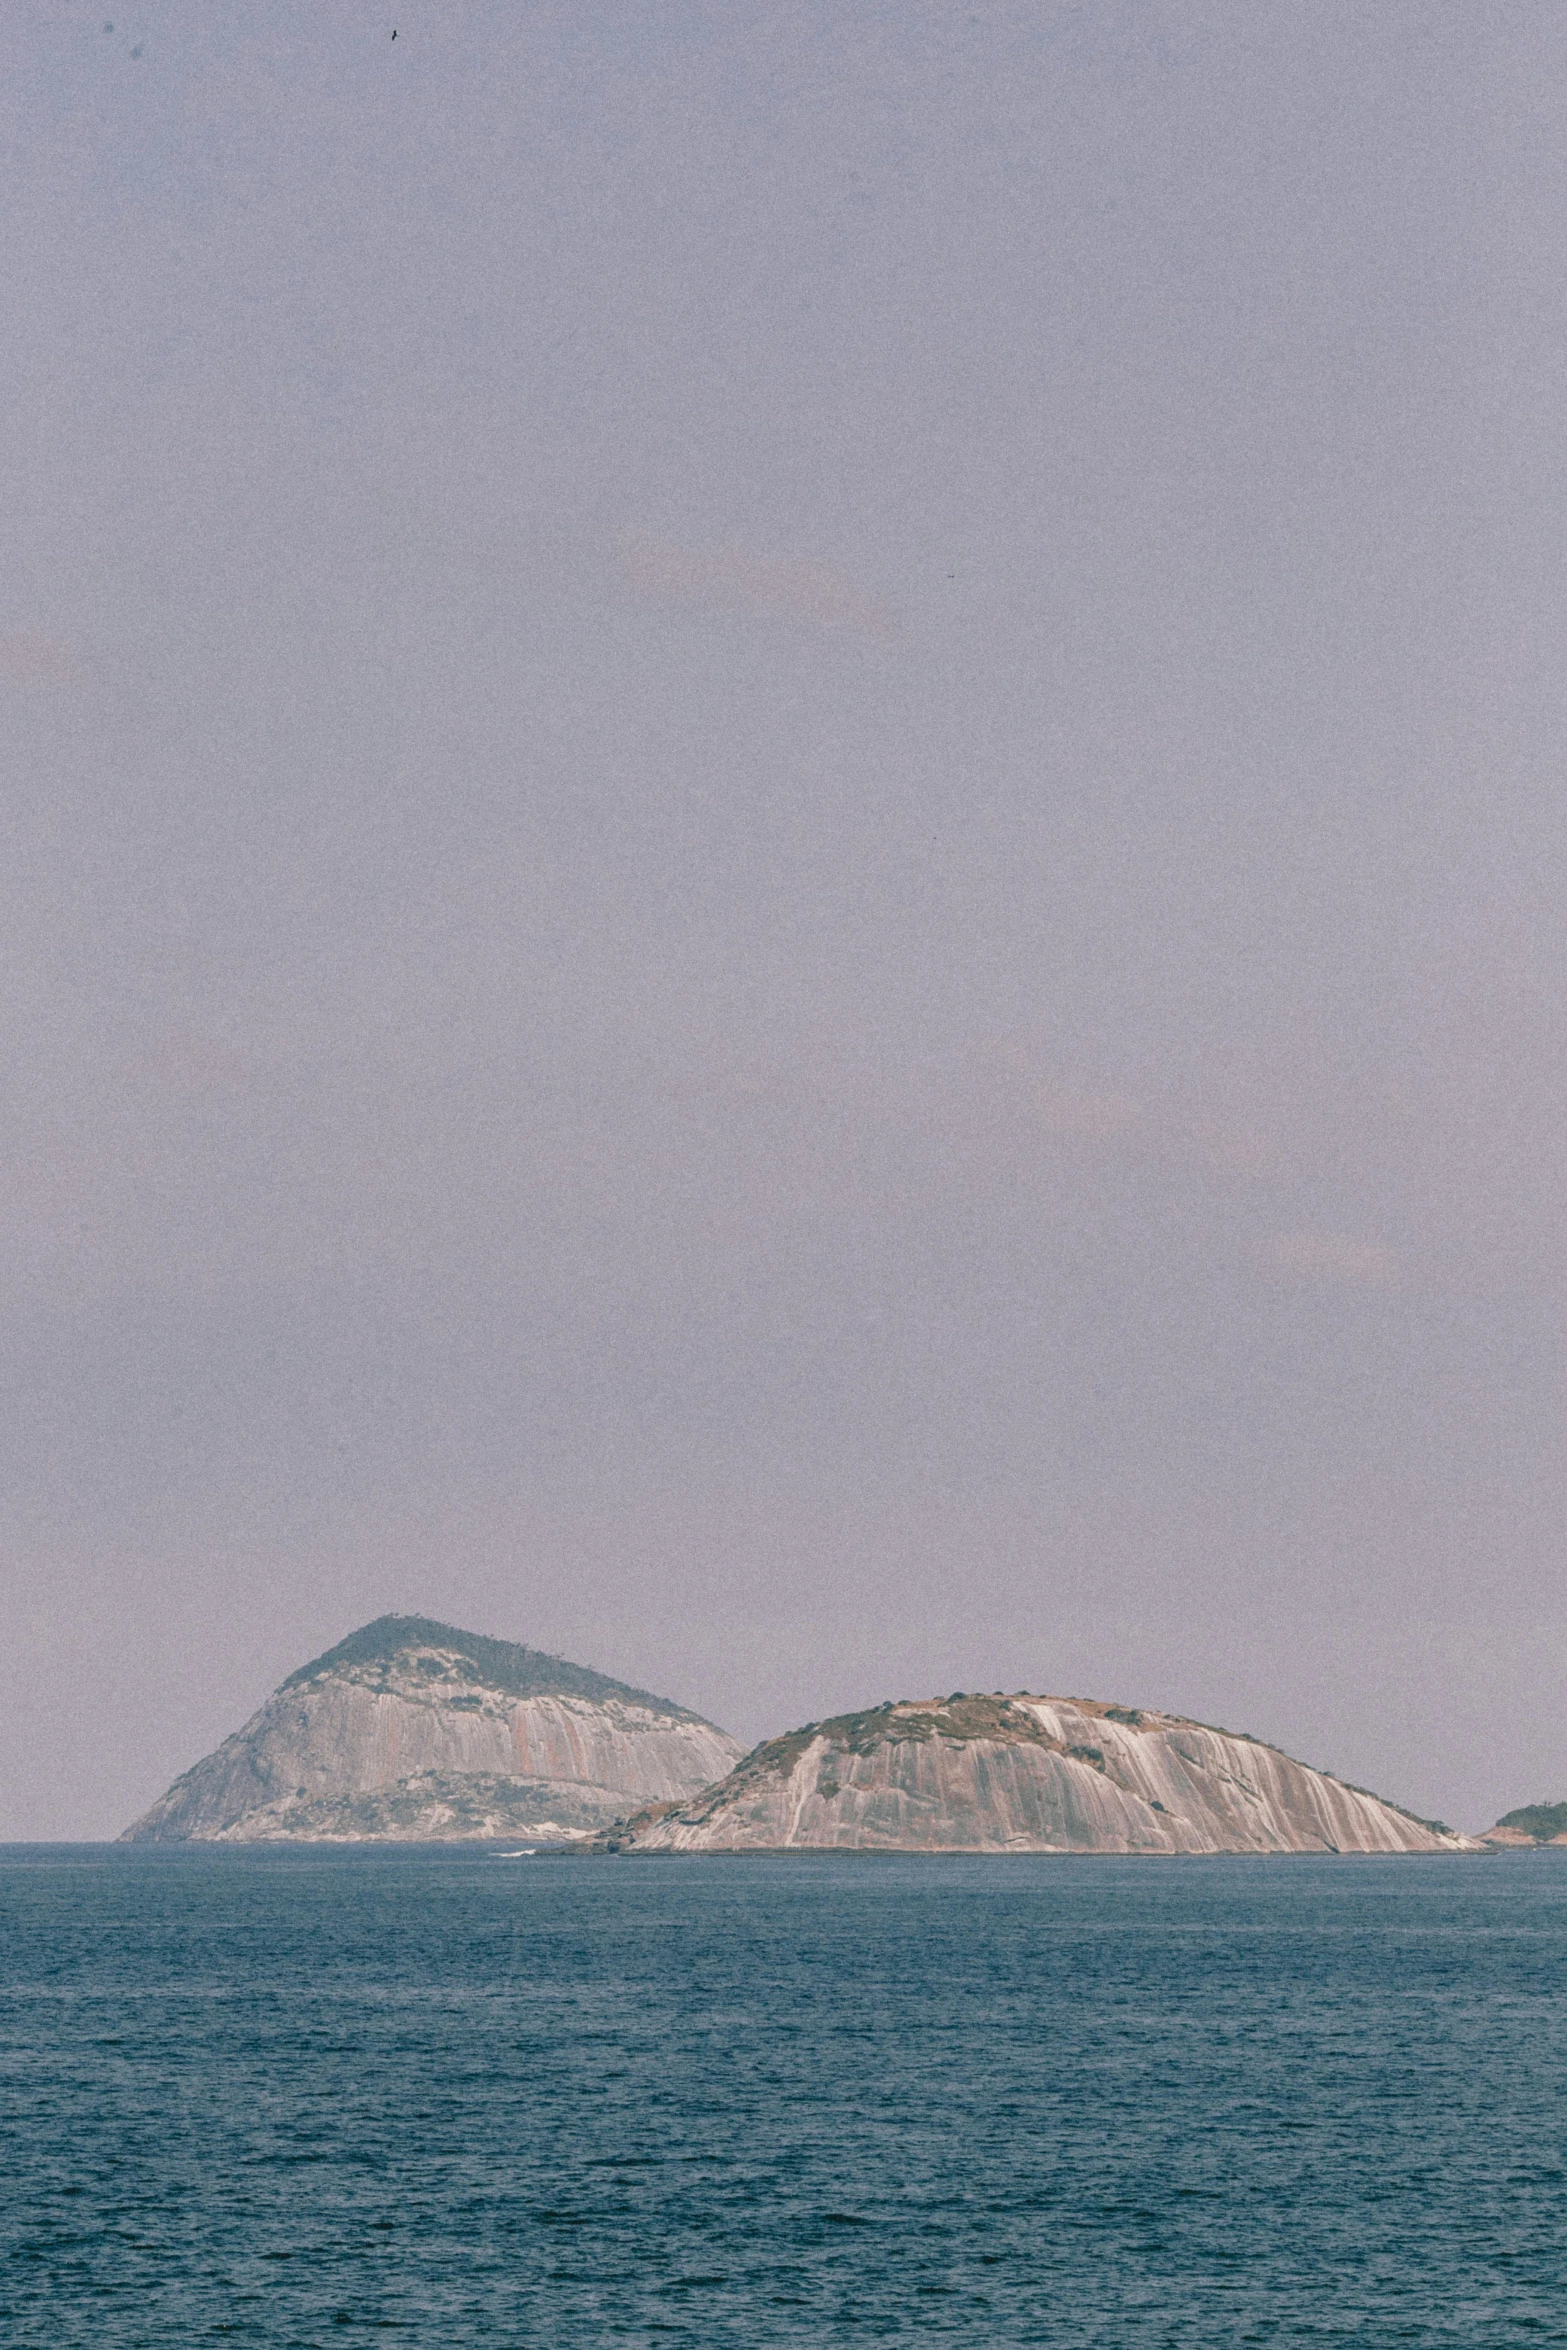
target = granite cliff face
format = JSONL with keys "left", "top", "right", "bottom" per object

{"left": 612, "top": 1693, "right": 1470, "bottom": 1854}
{"left": 121, "top": 1615, "right": 742, "bottom": 1842}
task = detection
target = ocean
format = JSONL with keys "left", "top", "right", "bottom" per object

{"left": 4, "top": 1845, "right": 1566, "bottom": 2345}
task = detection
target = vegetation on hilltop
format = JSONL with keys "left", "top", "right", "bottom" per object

{"left": 1494, "top": 1802, "right": 1567, "bottom": 1843}
{"left": 277, "top": 1613, "right": 711, "bottom": 1722}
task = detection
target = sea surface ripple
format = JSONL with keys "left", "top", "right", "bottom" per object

{"left": 4, "top": 1846, "right": 1567, "bottom": 2345}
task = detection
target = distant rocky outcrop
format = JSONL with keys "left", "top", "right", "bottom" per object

{"left": 121, "top": 1615, "right": 742, "bottom": 1842}
{"left": 1476, "top": 1803, "right": 1567, "bottom": 1849}
{"left": 607, "top": 1692, "right": 1471, "bottom": 1854}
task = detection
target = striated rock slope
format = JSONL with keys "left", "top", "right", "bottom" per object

{"left": 611, "top": 1692, "right": 1470, "bottom": 1854}
{"left": 121, "top": 1615, "right": 742, "bottom": 1842}
{"left": 1476, "top": 1803, "right": 1567, "bottom": 1849}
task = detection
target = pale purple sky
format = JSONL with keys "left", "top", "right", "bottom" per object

{"left": 2, "top": 2, "right": 1563, "bottom": 1836}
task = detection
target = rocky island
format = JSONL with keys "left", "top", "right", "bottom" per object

{"left": 606, "top": 1691, "right": 1471, "bottom": 1854}
{"left": 121, "top": 1614, "right": 742, "bottom": 1842}
{"left": 1476, "top": 1803, "right": 1567, "bottom": 1848}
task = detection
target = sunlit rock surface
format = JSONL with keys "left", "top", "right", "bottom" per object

{"left": 612, "top": 1694, "right": 1471, "bottom": 1854}
{"left": 1476, "top": 1803, "right": 1567, "bottom": 1849}
{"left": 121, "top": 1615, "right": 742, "bottom": 1842}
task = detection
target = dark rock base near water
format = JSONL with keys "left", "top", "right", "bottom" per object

{"left": 198, "top": 1769, "right": 629, "bottom": 1842}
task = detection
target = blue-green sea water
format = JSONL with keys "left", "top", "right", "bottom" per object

{"left": 5, "top": 1846, "right": 1567, "bottom": 2346}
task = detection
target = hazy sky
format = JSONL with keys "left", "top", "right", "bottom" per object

{"left": 3, "top": 2, "right": 1563, "bottom": 1837}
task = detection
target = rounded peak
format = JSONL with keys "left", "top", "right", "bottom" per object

{"left": 276, "top": 1613, "right": 714, "bottom": 1724}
